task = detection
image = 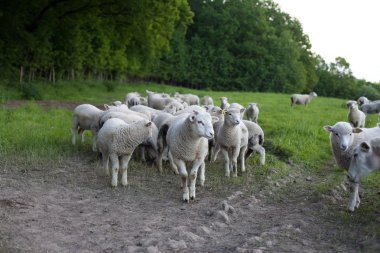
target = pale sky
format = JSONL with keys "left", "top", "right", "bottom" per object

{"left": 274, "top": 0, "right": 380, "bottom": 83}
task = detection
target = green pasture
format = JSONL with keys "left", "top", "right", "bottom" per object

{"left": 0, "top": 81, "right": 379, "bottom": 211}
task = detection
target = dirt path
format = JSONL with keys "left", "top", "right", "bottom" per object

{"left": 1, "top": 153, "right": 378, "bottom": 253}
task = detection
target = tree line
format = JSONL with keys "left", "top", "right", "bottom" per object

{"left": 0, "top": 0, "right": 379, "bottom": 99}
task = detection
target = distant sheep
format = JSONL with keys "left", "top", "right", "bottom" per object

{"left": 290, "top": 92, "right": 317, "bottom": 107}
{"left": 347, "top": 102, "right": 365, "bottom": 127}
{"left": 357, "top": 96, "right": 370, "bottom": 106}
{"left": 97, "top": 118, "right": 153, "bottom": 187}
{"left": 174, "top": 92, "right": 199, "bottom": 106}
{"left": 245, "top": 103, "right": 259, "bottom": 123}
{"left": 200, "top": 96, "right": 214, "bottom": 106}
{"left": 70, "top": 104, "right": 103, "bottom": 152}
{"left": 219, "top": 97, "right": 230, "bottom": 110}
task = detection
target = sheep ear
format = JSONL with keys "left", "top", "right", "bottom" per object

{"left": 352, "top": 128, "right": 363, "bottom": 133}
{"left": 323, "top": 125, "right": 333, "bottom": 132}
{"left": 145, "top": 121, "right": 152, "bottom": 127}
{"left": 192, "top": 110, "right": 199, "bottom": 115}
{"left": 211, "top": 116, "right": 219, "bottom": 124}
{"left": 104, "top": 104, "right": 110, "bottom": 110}
{"left": 240, "top": 108, "right": 245, "bottom": 113}
{"left": 360, "top": 142, "right": 370, "bottom": 152}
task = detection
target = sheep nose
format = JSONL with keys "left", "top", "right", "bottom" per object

{"left": 341, "top": 144, "right": 347, "bottom": 151}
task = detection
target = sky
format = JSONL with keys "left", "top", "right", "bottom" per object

{"left": 274, "top": 0, "right": 380, "bottom": 83}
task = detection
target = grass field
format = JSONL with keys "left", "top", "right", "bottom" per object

{"left": 1, "top": 80, "right": 379, "bottom": 211}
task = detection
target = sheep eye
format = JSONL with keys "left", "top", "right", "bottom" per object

{"left": 335, "top": 133, "right": 339, "bottom": 136}
{"left": 198, "top": 121, "right": 204, "bottom": 125}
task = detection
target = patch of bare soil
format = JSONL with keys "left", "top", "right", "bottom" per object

{"left": 0, "top": 153, "right": 379, "bottom": 253}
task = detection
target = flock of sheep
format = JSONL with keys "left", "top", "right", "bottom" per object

{"left": 70, "top": 89, "right": 380, "bottom": 211}
{"left": 70, "top": 91, "right": 264, "bottom": 202}
{"left": 323, "top": 96, "right": 380, "bottom": 211}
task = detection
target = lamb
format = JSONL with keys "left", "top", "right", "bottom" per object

{"left": 156, "top": 111, "right": 216, "bottom": 202}
{"left": 174, "top": 92, "right": 199, "bottom": 106}
{"left": 125, "top": 92, "right": 142, "bottom": 107}
{"left": 347, "top": 138, "right": 380, "bottom": 212}
{"left": 97, "top": 118, "right": 153, "bottom": 187}
{"left": 245, "top": 103, "right": 259, "bottom": 123}
{"left": 290, "top": 92, "right": 317, "bottom": 107}
{"left": 347, "top": 102, "right": 366, "bottom": 127}
{"left": 323, "top": 122, "right": 380, "bottom": 211}
{"left": 211, "top": 107, "right": 248, "bottom": 177}
{"left": 70, "top": 104, "right": 103, "bottom": 152}
{"left": 219, "top": 97, "right": 230, "bottom": 110}
{"left": 200, "top": 95, "right": 214, "bottom": 106}
{"left": 242, "top": 120, "right": 265, "bottom": 165}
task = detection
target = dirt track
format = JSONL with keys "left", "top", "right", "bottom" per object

{"left": 1, "top": 153, "right": 379, "bottom": 253}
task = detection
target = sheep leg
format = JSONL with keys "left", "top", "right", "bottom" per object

{"left": 70, "top": 117, "right": 78, "bottom": 145}
{"left": 78, "top": 128, "right": 85, "bottom": 143}
{"left": 239, "top": 145, "right": 247, "bottom": 172}
{"left": 91, "top": 127, "right": 98, "bottom": 152}
{"left": 199, "top": 162, "right": 206, "bottom": 186}
{"left": 348, "top": 182, "right": 360, "bottom": 211}
{"left": 211, "top": 144, "right": 220, "bottom": 162}
{"left": 168, "top": 151, "right": 179, "bottom": 175}
{"left": 232, "top": 148, "right": 239, "bottom": 177}
{"left": 120, "top": 154, "right": 132, "bottom": 186}
{"left": 176, "top": 159, "right": 189, "bottom": 202}
{"left": 253, "top": 145, "right": 266, "bottom": 165}
{"left": 109, "top": 154, "right": 119, "bottom": 187}
{"left": 102, "top": 150, "right": 110, "bottom": 176}
{"left": 140, "top": 145, "right": 146, "bottom": 162}
{"left": 156, "top": 146, "right": 164, "bottom": 173}
{"left": 220, "top": 148, "right": 230, "bottom": 177}
{"left": 189, "top": 159, "right": 203, "bottom": 200}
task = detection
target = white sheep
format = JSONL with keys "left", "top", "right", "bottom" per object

{"left": 290, "top": 92, "right": 317, "bottom": 107}
{"left": 200, "top": 95, "right": 214, "bottom": 106}
{"left": 147, "top": 90, "right": 175, "bottom": 110}
{"left": 347, "top": 138, "right": 380, "bottom": 213}
{"left": 357, "top": 96, "right": 370, "bottom": 106}
{"left": 245, "top": 103, "right": 259, "bottom": 123}
{"left": 97, "top": 118, "right": 153, "bottom": 187}
{"left": 219, "top": 97, "right": 230, "bottom": 110}
{"left": 124, "top": 92, "right": 142, "bottom": 107}
{"left": 157, "top": 111, "right": 216, "bottom": 202}
{"left": 347, "top": 102, "right": 366, "bottom": 127}
{"left": 242, "top": 120, "right": 265, "bottom": 165}
{"left": 70, "top": 104, "right": 104, "bottom": 152}
{"left": 360, "top": 101, "right": 380, "bottom": 115}
{"left": 212, "top": 107, "right": 248, "bottom": 177}
{"left": 323, "top": 122, "right": 380, "bottom": 211}
{"left": 174, "top": 92, "right": 199, "bottom": 106}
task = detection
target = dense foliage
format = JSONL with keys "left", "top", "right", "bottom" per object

{"left": 0, "top": 0, "right": 379, "bottom": 99}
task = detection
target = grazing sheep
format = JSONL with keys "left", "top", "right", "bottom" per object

{"left": 200, "top": 96, "right": 214, "bottom": 106}
{"left": 125, "top": 92, "right": 141, "bottom": 106}
{"left": 146, "top": 90, "right": 174, "bottom": 110}
{"left": 97, "top": 118, "right": 153, "bottom": 187}
{"left": 242, "top": 120, "right": 265, "bottom": 165}
{"left": 174, "top": 92, "right": 200, "bottom": 106}
{"left": 323, "top": 122, "right": 380, "bottom": 211}
{"left": 212, "top": 107, "right": 248, "bottom": 177}
{"left": 157, "top": 111, "right": 216, "bottom": 202}
{"left": 219, "top": 97, "right": 230, "bottom": 110}
{"left": 245, "top": 103, "right": 259, "bottom": 123}
{"left": 347, "top": 102, "right": 366, "bottom": 127}
{"left": 70, "top": 104, "right": 104, "bottom": 152}
{"left": 290, "top": 92, "right": 317, "bottom": 107}
{"left": 360, "top": 101, "right": 380, "bottom": 115}
{"left": 164, "top": 100, "right": 186, "bottom": 114}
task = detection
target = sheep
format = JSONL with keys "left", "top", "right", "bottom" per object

{"left": 245, "top": 103, "right": 259, "bottom": 123}
{"left": 345, "top": 100, "right": 357, "bottom": 109}
{"left": 290, "top": 92, "right": 317, "bottom": 107}
{"left": 323, "top": 122, "right": 380, "bottom": 211}
{"left": 97, "top": 118, "right": 153, "bottom": 187}
{"left": 156, "top": 111, "right": 216, "bottom": 202}
{"left": 219, "top": 97, "right": 230, "bottom": 110}
{"left": 347, "top": 102, "right": 366, "bottom": 127}
{"left": 360, "top": 101, "right": 380, "bottom": 115}
{"left": 124, "top": 92, "right": 142, "bottom": 107}
{"left": 229, "top": 102, "right": 245, "bottom": 120}
{"left": 211, "top": 107, "right": 248, "bottom": 177}
{"left": 174, "top": 105, "right": 206, "bottom": 115}
{"left": 164, "top": 100, "right": 186, "bottom": 114}
{"left": 200, "top": 96, "right": 214, "bottom": 106}
{"left": 111, "top": 101, "right": 123, "bottom": 106}
{"left": 348, "top": 139, "right": 380, "bottom": 208}
{"left": 174, "top": 92, "right": 200, "bottom": 106}
{"left": 146, "top": 90, "right": 174, "bottom": 110}
{"left": 357, "top": 96, "right": 370, "bottom": 106}
{"left": 70, "top": 104, "right": 104, "bottom": 152}
{"left": 242, "top": 120, "right": 265, "bottom": 165}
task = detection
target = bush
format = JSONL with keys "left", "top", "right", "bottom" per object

{"left": 19, "top": 83, "right": 42, "bottom": 100}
